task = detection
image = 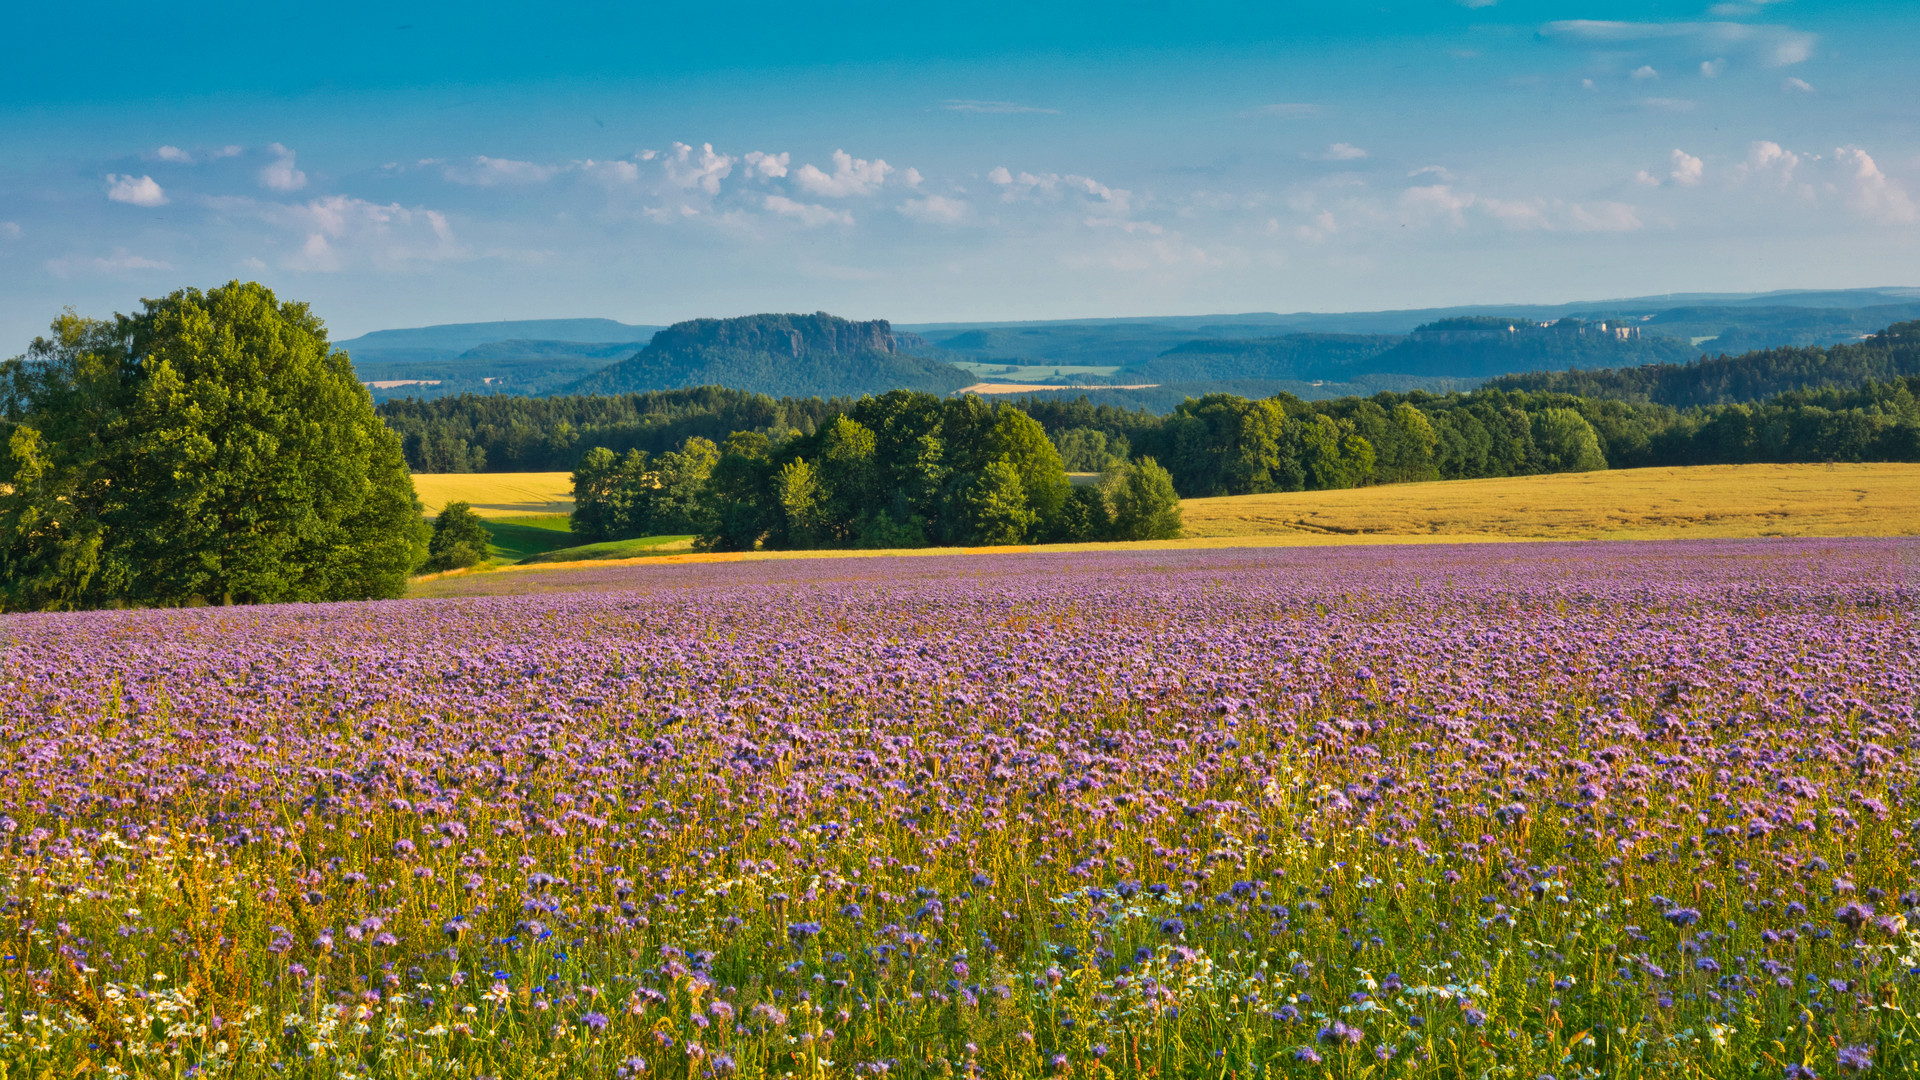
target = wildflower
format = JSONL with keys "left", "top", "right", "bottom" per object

{"left": 581, "top": 1012, "right": 610, "bottom": 1031}
{"left": 1837, "top": 1045, "right": 1873, "bottom": 1073}
{"left": 1293, "top": 1047, "right": 1323, "bottom": 1064}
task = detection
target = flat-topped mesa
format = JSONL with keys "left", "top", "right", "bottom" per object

{"left": 647, "top": 312, "right": 900, "bottom": 358}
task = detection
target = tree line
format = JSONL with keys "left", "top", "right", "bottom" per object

{"left": 571, "top": 391, "right": 1183, "bottom": 551}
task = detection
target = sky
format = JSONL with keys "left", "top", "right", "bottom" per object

{"left": 2, "top": 0, "right": 1916, "bottom": 348}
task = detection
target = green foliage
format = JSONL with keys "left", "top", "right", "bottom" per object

{"left": 379, "top": 386, "right": 845, "bottom": 473}
{"left": 424, "top": 500, "right": 492, "bottom": 572}
{"left": 1052, "top": 426, "right": 1129, "bottom": 471}
{"left": 1532, "top": 407, "right": 1609, "bottom": 472}
{"left": 1105, "top": 457, "right": 1184, "bottom": 540}
{"left": 0, "top": 282, "right": 427, "bottom": 610}
{"left": 568, "top": 437, "right": 718, "bottom": 543}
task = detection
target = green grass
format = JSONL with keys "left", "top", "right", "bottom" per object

{"left": 517, "top": 533, "right": 696, "bottom": 564}
{"left": 477, "top": 513, "right": 576, "bottom": 562}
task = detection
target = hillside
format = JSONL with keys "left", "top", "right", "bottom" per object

{"left": 560, "top": 312, "right": 972, "bottom": 398}
{"left": 1486, "top": 320, "right": 1920, "bottom": 406}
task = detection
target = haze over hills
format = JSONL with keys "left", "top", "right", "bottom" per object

{"left": 340, "top": 287, "right": 1920, "bottom": 405}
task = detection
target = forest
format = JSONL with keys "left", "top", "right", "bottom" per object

{"left": 570, "top": 391, "right": 1183, "bottom": 551}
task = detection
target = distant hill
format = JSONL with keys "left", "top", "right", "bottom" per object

{"left": 1126, "top": 334, "right": 1400, "bottom": 382}
{"left": 337, "top": 318, "right": 661, "bottom": 363}
{"left": 561, "top": 313, "right": 973, "bottom": 398}
{"left": 1487, "top": 320, "right": 1920, "bottom": 407}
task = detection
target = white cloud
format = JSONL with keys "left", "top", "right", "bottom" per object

{"left": 941, "top": 100, "right": 1059, "bottom": 115}
{"left": 763, "top": 194, "right": 854, "bottom": 227}
{"left": 155, "top": 145, "right": 192, "bottom": 163}
{"left": 903, "top": 167, "right": 924, "bottom": 188}
{"left": 45, "top": 248, "right": 174, "bottom": 277}
{"left": 1400, "top": 185, "right": 1474, "bottom": 227}
{"left": 1245, "top": 103, "right": 1324, "bottom": 119}
{"left": 898, "top": 195, "right": 968, "bottom": 224}
{"left": 212, "top": 145, "right": 243, "bottom": 159}
{"left": 1632, "top": 65, "right": 1660, "bottom": 79}
{"left": 988, "top": 166, "right": 1013, "bottom": 185}
{"left": 0, "top": 221, "right": 21, "bottom": 239}
{"left": 1538, "top": 20, "right": 1815, "bottom": 67}
{"left": 1408, "top": 165, "right": 1456, "bottom": 182}
{"left": 259, "top": 143, "right": 307, "bottom": 192}
{"left": 1312, "top": 142, "right": 1368, "bottom": 162}
{"left": 662, "top": 142, "right": 734, "bottom": 194}
{"left": 1835, "top": 148, "right": 1916, "bottom": 225}
{"left": 1567, "top": 202, "right": 1644, "bottom": 232}
{"left": 580, "top": 159, "right": 642, "bottom": 186}
{"left": 794, "top": 150, "right": 895, "bottom": 197}
{"left": 1782, "top": 77, "right": 1814, "bottom": 93}
{"left": 1743, "top": 140, "right": 1802, "bottom": 182}
{"left": 210, "top": 194, "right": 462, "bottom": 271}
{"left": 1700, "top": 59, "right": 1724, "bottom": 77}
{"left": 1671, "top": 149, "right": 1705, "bottom": 186}
{"left": 1634, "top": 170, "right": 1662, "bottom": 188}
{"left": 106, "top": 174, "right": 168, "bottom": 206}
{"left": 743, "top": 151, "right": 790, "bottom": 179}
{"left": 443, "top": 156, "right": 558, "bottom": 186}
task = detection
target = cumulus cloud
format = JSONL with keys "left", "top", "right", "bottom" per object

{"left": 106, "top": 174, "right": 168, "bottom": 206}
{"left": 443, "top": 156, "right": 558, "bottom": 186}
{"left": 209, "top": 194, "right": 462, "bottom": 271}
{"left": 1, "top": 221, "right": 22, "bottom": 239}
{"left": 155, "top": 145, "right": 192, "bottom": 163}
{"left": 212, "top": 145, "right": 243, "bottom": 159}
{"left": 1635, "top": 170, "right": 1662, "bottom": 188}
{"left": 259, "top": 144, "right": 307, "bottom": 192}
{"left": 763, "top": 194, "right": 854, "bottom": 227}
{"left": 580, "top": 159, "right": 642, "bottom": 187}
{"left": 941, "top": 100, "right": 1059, "bottom": 114}
{"left": 1245, "top": 103, "right": 1324, "bottom": 119}
{"left": 1671, "top": 149, "right": 1705, "bottom": 186}
{"left": 989, "top": 167, "right": 1134, "bottom": 217}
{"left": 794, "top": 150, "right": 895, "bottom": 198}
{"left": 45, "top": 248, "right": 174, "bottom": 277}
{"left": 898, "top": 194, "right": 968, "bottom": 224}
{"left": 1782, "top": 77, "right": 1814, "bottom": 93}
{"left": 1700, "top": 59, "right": 1724, "bottom": 77}
{"left": 1835, "top": 148, "right": 1916, "bottom": 225}
{"left": 1312, "top": 143, "right": 1369, "bottom": 161}
{"left": 1408, "top": 165, "right": 1456, "bottom": 182}
{"left": 1400, "top": 185, "right": 1474, "bottom": 227}
{"left": 661, "top": 142, "right": 734, "bottom": 194}
{"left": 1742, "top": 140, "right": 1802, "bottom": 183}
{"left": 743, "top": 151, "right": 790, "bottom": 179}
{"left": 1632, "top": 65, "right": 1659, "bottom": 79}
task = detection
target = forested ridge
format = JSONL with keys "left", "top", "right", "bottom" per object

{"left": 1487, "top": 320, "right": 1920, "bottom": 406}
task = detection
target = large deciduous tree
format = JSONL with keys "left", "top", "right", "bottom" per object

{"left": 0, "top": 282, "right": 428, "bottom": 610}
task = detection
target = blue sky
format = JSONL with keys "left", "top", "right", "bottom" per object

{"left": 3, "top": 0, "right": 1916, "bottom": 348}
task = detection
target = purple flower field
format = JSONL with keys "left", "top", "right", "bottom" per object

{"left": 3, "top": 539, "right": 1917, "bottom": 1078}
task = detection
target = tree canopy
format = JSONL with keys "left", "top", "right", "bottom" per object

{"left": 0, "top": 282, "right": 427, "bottom": 610}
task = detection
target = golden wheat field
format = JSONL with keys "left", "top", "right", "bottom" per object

{"left": 411, "top": 471, "right": 574, "bottom": 517}
{"left": 1179, "top": 462, "right": 1920, "bottom": 542}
